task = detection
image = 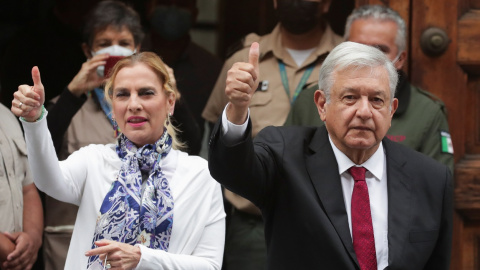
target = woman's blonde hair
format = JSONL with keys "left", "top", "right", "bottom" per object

{"left": 104, "top": 52, "right": 185, "bottom": 150}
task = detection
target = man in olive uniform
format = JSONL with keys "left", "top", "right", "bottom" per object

{"left": 285, "top": 5, "right": 454, "bottom": 172}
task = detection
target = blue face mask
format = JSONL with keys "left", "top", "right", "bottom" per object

{"left": 150, "top": 6, "right": 192, "bottom": 41}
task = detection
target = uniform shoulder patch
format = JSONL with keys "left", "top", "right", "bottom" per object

{"left": 415, "top": 86, "right": 449, "bottom": 116}
{"left": 440, "top": 131, "right": 454, "bottom": 154}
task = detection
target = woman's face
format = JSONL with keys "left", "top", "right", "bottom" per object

{"left": 86, "top": 25, "right": 138, "bottom": 56}
{"left": 111, "top": 63, "right": 175, "bottom": 146}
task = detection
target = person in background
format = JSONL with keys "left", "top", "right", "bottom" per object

{"left": 142, "top": 0, "right": 222, "bottom": 155}
{"left": 202, "top": 0, "right": 342, "bottom": 269}
{"left": 41, "top": 2, "right": 144, "bottom": 268}
{"left": 12, "top": 52, "right": 225, "bottom": 269}
{"left": 0, "top": 103, "right": 43, "bottom": 270}
{"left": 285, "top": 5, "right": 454, "bottom": 172}
{"left": 208, "top": 41, "right": 452, "bottom": 269}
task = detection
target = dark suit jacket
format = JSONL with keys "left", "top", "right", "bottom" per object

{"left": 208, "top": 119, "right": 453, "bottom": 270}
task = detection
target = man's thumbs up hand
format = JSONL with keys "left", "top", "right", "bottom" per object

{"left": 225, "top": 42, "right": 260, "bottom": 125}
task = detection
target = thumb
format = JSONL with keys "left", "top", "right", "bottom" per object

{"left": 31, "top": 66, "right": 45, "bottom": 103}
{"left": 31, "top": 66, "right": 42, "bottom": 88}
{"left": 3, "top": 232, "right": 16, "bottom": 242}
{"left": 248, "top": 42, "right": 260, "bottom": 80}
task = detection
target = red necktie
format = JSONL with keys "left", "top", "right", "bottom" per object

{"left": 349, "top": 166, "right": 377, "bottom": 270}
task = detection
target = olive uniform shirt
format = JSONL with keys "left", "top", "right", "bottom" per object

{"left": 202, "top": 23, "right": 343, "bottom": 137}
{"left": 285, "top": 71, "right": 454, "bottom": 172}
{"left": 0, "top": 103, "right": 33, "bottom": 232}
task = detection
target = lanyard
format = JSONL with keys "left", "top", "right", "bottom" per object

{"left": 278, "top": 60, "right": 315, "bottom": 105}
{"left": 91, "top": 88, "right": 120, "bottom": 136}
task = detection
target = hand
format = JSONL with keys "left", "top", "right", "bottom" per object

{"left": 85, "top": 240, "right": 141, "bottom": 270}
{"left": 0, "top": 233, "right": 15, "bottom": 263}
{"left": 68, "top": 53, "right": 109, "bottom": 97}
{"left": 11, "top": 66, "right": 44, "bottom": 122}
{"left": 225, "top": 42, "right": 260, "bottom": 124}
{"left": 1, "top": 232, "right": 40, "bottom": 270}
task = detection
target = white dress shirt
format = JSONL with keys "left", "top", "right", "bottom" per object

{"left": 222, "top": 104, "right": 389, "bottom": 269}
{"left": 329, "top": 137, "right": 389, "bottom": 269}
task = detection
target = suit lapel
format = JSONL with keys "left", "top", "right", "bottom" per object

{"left": 305, "top": 127, "right": 358, "bottom": 266}
{"left": 383, "top": 139, "right": 412, "bottom": 266}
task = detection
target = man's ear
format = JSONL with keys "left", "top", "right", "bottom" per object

{"left": 390, "top": 98, "right": 399, "bottom": 118}
{"left": 394, "top": 51, "right": 407, "bottom": 70}
{"left": 314, "top": 89, "right": 327, "bottom": 121}
{"left": 82, "top": 43, "right": 92, "bottom": 59}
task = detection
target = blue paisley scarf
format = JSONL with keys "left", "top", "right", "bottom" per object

{"left": 87, "top": 130, "right": 174, "bottom": 269}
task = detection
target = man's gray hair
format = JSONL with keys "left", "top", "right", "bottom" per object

{"left": 344, "top": 5, "right": 406, "bottom": 54}
{"left": 318, "top": 41, "right": 398, "bottom": 107}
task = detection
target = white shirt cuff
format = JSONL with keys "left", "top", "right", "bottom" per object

{"left": 221, "top": 103, "right": 249, "bottom": 145}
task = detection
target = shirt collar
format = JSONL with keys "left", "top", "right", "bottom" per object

{"left": 328, "top": 135, "right": 385, "bottom": 181}
{"left": 259, "top": 23, "right": 341, "bottom": 68}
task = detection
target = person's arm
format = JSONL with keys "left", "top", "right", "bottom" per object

{"left": 2, "top": 184, "right": 43, "bottom": 269}
{"left": 22, "top": 183, "right": 43, "bottom": 258}
{"left": 224, "top": 189, "right": 261, "bottom": 215}
{"left": 136, "top": 218, "right": 224, "bottom": 269}
{"left": 86, "top": 178, "right": 226, "bottom": 270}
{"left": 86, "top": 218, "right": 224, "bottom": 270}
{"left": 209, "top": 42, "right": 280, "bottom": 207}
{"left": 0, "top": 233, "right": 14, "bottom": 263}
{"left": 419, "top": 107, "right": 454, "bottom": 173}
{"left": 22, "top": 115, "right": 88, "bottom": 205}
{"left": 46, "top": 53, "right": 108, "bottom": 155}
{"left": 12, "top": 67, "right": 87, "bottom": 205}
{"left": 46, "top": 87, "right": 87, "bottom": 154}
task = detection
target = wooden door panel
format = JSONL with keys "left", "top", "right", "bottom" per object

{"left": 458, "top": 10, "right": 480, "bottom": 76}
{"left": 462, "top": 221, "right": 480, "bottom": 269}
{"left": 410, "top": 1, "right": 468, "bottom": 162}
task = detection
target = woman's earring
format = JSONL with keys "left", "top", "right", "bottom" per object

{"left": 166, "top": 113, "right": 172, "bottom": 126}
{"left": 112, "top": 118, "right": 119, "bottom": 137}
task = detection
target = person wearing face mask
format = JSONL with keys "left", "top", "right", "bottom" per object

{"left": 142, "top": 0, "right": 222, "bottom": 155}
{"left": 202, "top": 1, "right": 342, "bottom": 269}
{"left": 285, "top": 5, "right": 454, "bottom": 173}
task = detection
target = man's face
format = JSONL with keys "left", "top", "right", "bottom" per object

{"left": 316, "top": 66, "right": 398, "bottom": 160}
{"left": 273, "top": 0, "right": 331, "bottom": 35}
{"left": 348, "top": 18, "right": 405, "bottom": 70}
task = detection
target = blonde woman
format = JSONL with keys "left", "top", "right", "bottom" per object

{"left": 12, "top": 52, "right": 225, "bottom": 270}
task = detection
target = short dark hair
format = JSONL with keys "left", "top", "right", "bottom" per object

{"left": 83, "top": 0, "right": 144, "bottom": 47}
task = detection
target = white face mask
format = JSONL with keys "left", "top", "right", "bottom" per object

{"left": 92, "top": 45, "right": 136, "bottom": 77}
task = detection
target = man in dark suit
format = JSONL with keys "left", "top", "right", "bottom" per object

{"left": 208, "top": 41, "right": 453, "bottom": 269}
